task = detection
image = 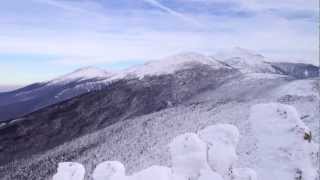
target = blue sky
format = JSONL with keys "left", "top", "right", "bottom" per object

{"left": 0, "top": 0, "right": 318, "bottom": 85}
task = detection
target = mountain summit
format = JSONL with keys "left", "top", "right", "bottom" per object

{"left": 49, "top": 66, "right": 112, "bottom": 85}
{"left": 113, "top": 52, "right": 226, "bottom": 79}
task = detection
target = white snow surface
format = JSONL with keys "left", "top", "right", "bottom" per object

{"left": 272, "top": 79, "right": 320, "bottom": 98}
{"left": 169, "top": 133, "right": 210, "bottom": 179}
{"left": 198, "top": 124, "right": 240, "bottom": 178}
{"left": 215, "top": 47, "right": 265, "bottom": 64}
{"left": 232, "top": 168, "right": 257, "bottom": 180}
{"left": 6, "top": 76, "right": 319, "bottom": 180}
{"left": 49, "top": 67, "right": 112, "bottom": 85}
{"left": 52, "top": 162, "right": 85, "bottom": 180}
{"left": 92, "top": 161, "right": 127, "bottom": 180}
{"left": 52, "top": 103, "right": 319, "bottom": 180}
{"left": 53, "top": 124, "right": 254, "bottom": 180}
{"left": 249, "top": 103, "right": 318, "bottom": 180}
{"left": 214, "top": 47, "right": 275, "bottom": 73}
{"left": 111, "top": 52, "right": 226, "bottom": 80}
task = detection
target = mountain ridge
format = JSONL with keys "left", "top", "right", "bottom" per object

{"left": 0, "top": 50, "right": 318, "bottom": 123}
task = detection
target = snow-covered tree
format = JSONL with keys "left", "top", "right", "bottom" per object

{"left": 52, "top": 162, "right": 85, "bottom": 180}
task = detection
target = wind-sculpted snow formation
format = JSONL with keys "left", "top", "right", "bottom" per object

{"left": 249, "top": 103, "right": 319, "bottom": 180}
{"left": 53, "top": 124, "right": 257, "bottom": 180}
{"left": 53, "top": 103, "right": 319, "bottom": 180}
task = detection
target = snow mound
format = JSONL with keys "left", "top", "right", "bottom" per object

{"left": 49, "top": 67, "right": 111, "bottom": 85}
{"left": 131, "top": 166, "right": 172, "bottom": 180}
{"left": 198, "top": 124, "right": 240, "bottom": 178}
{"left": 113, "top": 52, "right": 226, "bottom": 79}
{"left": 169, "top": 132, "right": 211, "bottom": 179}
{"left": 52, "top": 162, "right": 85, "bottom": 180}
{"left": 53, "top": 124, "right": 255, "bottom": 180}
{"left": 92, "top": 161, "right": 127, "bottom": 180}
{"left": 232, "top": 168, "right": 258, "bottom": 180}
{"left": 249, "top": 103, "right": 318, "bottom": 180}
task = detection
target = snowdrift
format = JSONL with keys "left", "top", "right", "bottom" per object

{"left": 249, "top": 103, "right": 318, "bottom": 180}
{"left": 53, "top": 124, "right": 255, "bottom": 180}
{"left": 53, "top": 103, "right": 318, "bottom": 180}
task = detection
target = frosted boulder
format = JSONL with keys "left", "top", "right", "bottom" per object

{"left": 231, "top": 168, "right": 257, "bottom": 180}
{"left": 52, "top": 162, "right": 85, "bottom": 180}
{"left": 92, "top": 161, "right": 127, "bottom": 180}
{"left": 131, "top": 165, "right": 172, "bottom": 180}
{"left": 198, "top": 124, "right": 239, "bottom": 177}
{"left": 169, "top": 133, "right": 210, "bottom": 180}
{"left": 250, "top": 103, "right": 317, "bottom": 180}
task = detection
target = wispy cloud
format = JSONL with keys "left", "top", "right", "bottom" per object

{"left": 0, "top": 0, "right": 318, "bottom": 84}
{"left": 142, "top": 0, "right": 203, "bottom": 27}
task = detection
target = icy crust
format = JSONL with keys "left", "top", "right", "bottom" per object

{"left": 53, "top": 124, "right": 255, "bottom": 180}
{"left": 249, "top": 103, "right": 318, "bottom": 180}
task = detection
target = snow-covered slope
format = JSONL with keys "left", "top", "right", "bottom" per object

{"left": 52, "top": 103, "right": 318, "bottom": 180}
{"left": 0, "top": 51, "right": 319, "bottom": 180}
{"left": 49, "top": 67, "right": 111, "bottom": 85}
{"left": 0, "top": 67, "right": 113, "bottom": 122}
{"left": 1, "top": 70, "right": 318, "bottom": 180}
{"left": 214, "top": 47, "right": 319, "bottom": 78}
{"left": 112, "top": 52, "right": 228, "bottom": 80}
{"left": 250, "top": 103, "right": 318, "bottom": 180}
{"left": 214, "top": 47, "right": 276, "bottom": 73}
{"left": 53, "top": 124, "right": 256, "bottom": 180}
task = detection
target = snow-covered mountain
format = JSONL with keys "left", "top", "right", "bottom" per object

{"left": 214, "top": 47, "right": 277, "bottom": 74}
{"left": 0, "top": 53, "right": 234, "bottom": 122}
{"left": 0, "top": 50, "right": 319, "bottom": 180}
{"left": 215, "top": 47, "right": 319, "bottom": 78}
{"left": 0, "top": 50, "right": 318, "bottom": 122}
{"left": 49, "top": 66, "right": 112, "bottom": 85}
{"left": 113, "top": 52, "right": 227, "bottom": 79}
{"left": 0, "top": 67, "right": 113, "bottom": 121}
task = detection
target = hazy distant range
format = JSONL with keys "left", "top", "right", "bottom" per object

{"left": 0, "top": 85, "right": 22, "bottom": 92}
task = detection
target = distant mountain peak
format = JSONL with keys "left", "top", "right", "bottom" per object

{"left": 49, "top": 66, "right": 112, "bottom": 85}
{"left": 215, "top": 47, "right": 265, "bottom": 62}
{"left": 113, "top": 52, "right": 226, "bottom": 79}
{"left": 214, "top": 47, "right": 273, "bottom": 73}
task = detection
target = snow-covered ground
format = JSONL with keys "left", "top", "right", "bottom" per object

{"left": 250, "top": 103, "right": 318, "bottom": 180}
{"left": 1, "top": 72, "right": 318, "bottom": 180}
{"left": 53, "top": 103, "right": 318, "bottom": 180}
{"left": 53, "top": 124, "right": 256, "bottom": 180}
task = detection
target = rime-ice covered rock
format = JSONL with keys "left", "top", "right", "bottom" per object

{"left": 92, "top": 161, "right": 127, "bottom": 180}
{"left": 53, "top": 124, "right": 260, "bottom": 180}
{"left": 231, "top": 168, "right": 258, "bottom": 180}
{"left": 52, "top": 162, "right": 85, "bottom": 180}
{"left": 131, "top": 165, "right": 172, "bottom": 180}
{"left": 250, "top": 103, "right": 317, "bottom": 180}
{"left": 198, "top": 124, "right": 240, "bottom": 178}
{"left": 169, "top": 133, "right": 210, "bottom": 180}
